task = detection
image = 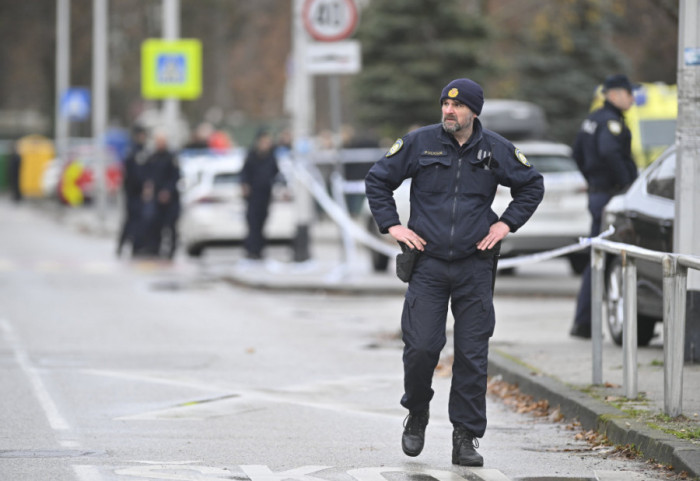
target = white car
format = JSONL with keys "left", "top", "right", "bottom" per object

{"left": 491, "top": 140, "right": 590, "bottom": 274}
{"left": 362, "top": 140, "right": 591, "bottom": 274}
{"left": 179, "top": 150, "right": 296, "bottom": 257}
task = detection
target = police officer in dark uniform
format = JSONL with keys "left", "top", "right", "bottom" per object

{"left": 365, "top": 78, "right": 544, "bottom": 466}
{"left": 116, "top": 125, "right": 148, "bottom": 257}
{"left": 137, "top": 130, "right": 181, "bottom": 258}
{"left": 240, "top": 130, "right": 279, "bottom": 260}
{"left": 569, "top": 74, "right": 639, "bottom": 338}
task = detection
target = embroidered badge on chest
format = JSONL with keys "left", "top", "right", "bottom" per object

{"left": 607, "top": 120, "right": 622, "bottom": 135}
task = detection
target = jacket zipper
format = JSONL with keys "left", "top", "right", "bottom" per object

{"left": 448, "top": 157, "right": 462, "bottom": 259}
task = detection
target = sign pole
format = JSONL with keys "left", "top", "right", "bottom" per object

{"left": 292, "top": 0, "right": 314, "bottom": 262}
{"left": 675, "top": 0, "right": 700, "bottom": 362}
{"left": 92, "top": 0, "right": 108, "bottom": 232}
{"left": 162, "top": 0, "right": 181, "bottom": 148}
{"left": 55, "top": 0, "right": 70, "bottom": 161}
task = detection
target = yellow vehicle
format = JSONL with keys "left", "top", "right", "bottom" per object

{"left": 591, "top": 82, "right": 677, "bottom": 168}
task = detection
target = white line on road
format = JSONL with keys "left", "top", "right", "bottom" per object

{"left": 0, "top": 318, "right": 70, "bottom": 431}
{"left": 74, "top": 464, "right": 105, "bottom": 481}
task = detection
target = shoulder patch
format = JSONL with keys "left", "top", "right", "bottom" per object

{"left": 607, "top": 120, "right": 622, "bottom": 136}
{"left": 385, "top": 138, "right": 403, "bottom": 157}
{"left": 514, "top": 147, "right": 531, "bottom": 167}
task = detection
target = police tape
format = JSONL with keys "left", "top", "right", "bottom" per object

{"left": 496, "top": 226, "right": 614, "bottom": 270}
{"left": 286, "top": 161, "right": 613, "bottom": 270}
{"left": 287, "top": 162, "right": 400, "bottom": 257}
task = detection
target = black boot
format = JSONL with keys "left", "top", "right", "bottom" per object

{"left": 452, "top": 425, "right": 483, "bottom": 466}
{"left": 569, "top": 323, "right": 591, "bottom": 339}
{"left": 401, "top": 409, "right": 429, "bottom": 457}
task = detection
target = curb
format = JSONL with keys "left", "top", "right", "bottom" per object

{"left": 488, "top": 350, "right": 700, "bottom": 479}
{"left": 221, "top": 271, "right": 579, "bottom": 297}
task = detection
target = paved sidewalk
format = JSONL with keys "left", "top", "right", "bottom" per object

{"left": 35, "top": 199, "right": 700, "bottom": 479}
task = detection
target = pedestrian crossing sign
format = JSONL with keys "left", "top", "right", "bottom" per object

{"left": 141, "top": 39, "right": 202, "bottom": 99}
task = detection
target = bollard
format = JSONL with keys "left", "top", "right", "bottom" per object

{"left": 591, "top": 246, "right": 605, "bottom": 385}
{"left": 663, "top": 256, "right": 687, "bottom": 416}
{"left": 622, "top": 251, "right": 638, "bottom": 399}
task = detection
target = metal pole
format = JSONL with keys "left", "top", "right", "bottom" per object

{"left": 163, "top": 0, "right": 181, "bottom": 147}
{"left": 55, "top": 0, "right": 70, "bottom": 160}
{"left": 92, "top": 0, "right": 108, "bottom": 232}
{"left": 676, "top": 0, "right": 700, "bottom": 362}
{"left": 591, "top": 245, "right": 605, "bottom": 385}
{"left": 329, "top": 74, "right": 357, "bottom": 267}
{"left": 292, "top": 0, "right": 313, "bottom": 262}
{"left": 664, "top": 256, "right": 687, "bottom": 416}
{"left": 622, "top": 252, "right": 638, "bottom": 399}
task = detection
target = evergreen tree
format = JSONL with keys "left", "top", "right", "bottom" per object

{"left": 515, "top": 0, "right": 629, "bottom": 144}
{"left": 352, "top": 0, "right": 495, "bottom": 138}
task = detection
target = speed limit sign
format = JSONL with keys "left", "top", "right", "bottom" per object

{"left": 302, "top": 0, "right": 359, "bottom": 42}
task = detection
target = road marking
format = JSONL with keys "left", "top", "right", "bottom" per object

{"left": 0, "top": 318, "right": 70, "bottom": 431}
{"left": 112, "top": 464, "right": 514, "bottom": 481}
{"left": 348, "top": 467, "right": 511, "bottom": 481}
{"left": 74, "top": 464, "right": 105, "bottom": 481}
{"left": 116, "top": 462, "right": 232, "bottom": 480}
{"left": 0, "top": 257, "right": 116, "bottom": 274}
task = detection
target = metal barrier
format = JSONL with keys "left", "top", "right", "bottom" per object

{"left": 591, "top": 238, "right": 700, "bottom": 416}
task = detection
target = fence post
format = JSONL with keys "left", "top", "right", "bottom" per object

{"left": 591, "top": 245, "right": 605, "bottom": 385}
{"left": 664, "top": 255, "right": 687, "bottom": 416}
{"left": 622, "top": 251, "right": 638, "bottom": 399}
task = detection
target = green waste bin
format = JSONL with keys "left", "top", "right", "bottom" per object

{"left": 0, "top": 140, "right": 11, "bottom": 192}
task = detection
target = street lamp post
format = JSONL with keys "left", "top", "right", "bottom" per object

{"left": 675, "top": 0, "right": 700, "bottom": 362}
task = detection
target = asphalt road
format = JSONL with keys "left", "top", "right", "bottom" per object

{"left": 0, "top": 198, "right": 681, "bottom": 481}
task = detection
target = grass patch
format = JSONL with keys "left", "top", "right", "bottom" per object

{"left": 649, "top": 414, "right": 700, "bottom": 441}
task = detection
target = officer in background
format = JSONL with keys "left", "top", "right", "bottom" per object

{"left": 116, "top": 125, "right": 148, "bottom": 257}
{"left": 569, "top": 74, "right": 639, "bottom": 338}
{"left": 365, "top": 78, "right": 544, "bottom": 466}
{"left": 7, "top": 139, "right": 22, "bottom": 203}
{"left": 240, "top": 130, "right": 279, "bottom": 260}
{"left": 137, "top": 130, "right": 181, "bottom": 258}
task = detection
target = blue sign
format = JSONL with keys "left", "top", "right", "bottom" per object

{"left": 61, "top": 88, "right": 91, "bottom": 121}
{"left": 684, "top": 47, "right": 700, "bottom": 66}
{"left": 156, "top": 53, "right": 186, "bottom": 84}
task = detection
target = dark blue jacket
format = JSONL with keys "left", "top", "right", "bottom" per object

{"left": 572, "top": 100, "right": 638, "bottom": 193}
{"left": 365, "top": 120, "right": 544, "bottom": 261}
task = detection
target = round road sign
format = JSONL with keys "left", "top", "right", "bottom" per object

{"left": 302, "top": 0, "right": 358, "bottom": 42}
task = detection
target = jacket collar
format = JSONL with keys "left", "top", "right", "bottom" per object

{"left": 603, "top": 100, "right": 624, "bottom": 117}
{"left": 439, "top": 117, "right": 484, "bottom": 149}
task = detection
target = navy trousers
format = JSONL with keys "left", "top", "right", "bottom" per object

{"left": 400, "top": 253, "right": 495, "bottom": 438}
{"left": 573, "top": 192, "right": 613, "bottom": 327}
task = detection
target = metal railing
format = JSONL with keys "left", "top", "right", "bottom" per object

{"left": 591, "top": 238, "right": 700, "bottom": 416}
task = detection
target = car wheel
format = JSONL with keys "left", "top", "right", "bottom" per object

{"left": 605, "top": 257, "right": 657, "bottom": 346}
{"left": 606, "top": 257, "right": 627, "bottom": 345}
{"left": 366, "top": 218, "right": 390, "bottom": 272}
{"left": 568, "top": 253, "right": 588, "bottom": 275}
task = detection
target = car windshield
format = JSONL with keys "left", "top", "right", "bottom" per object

{"left": 646, "top": 151, "right": 675, "bottom": 200}
{"left": 213, "top": 172, "right": 241, "bottom": 185}
{"left": 525, "top": 154, "right": 578, "bottom": 173}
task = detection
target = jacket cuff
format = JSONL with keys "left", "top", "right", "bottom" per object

{"left": 499, "top": 217, "right": 517, "bottom": 233}
{"left": 380, "top": 222, "right": 400, "bottom": 235}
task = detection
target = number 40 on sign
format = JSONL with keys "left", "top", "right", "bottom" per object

{"left": 302, "top": 0, "right": 359, "bottom": 42}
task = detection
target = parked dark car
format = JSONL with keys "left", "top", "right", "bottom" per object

{"left": 601, "top": 146, "right": 675, "bottom": 346}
